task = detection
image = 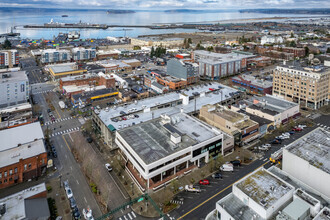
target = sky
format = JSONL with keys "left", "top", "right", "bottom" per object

{"left": 0, "top": 0, "right": 329, "bottom": 9}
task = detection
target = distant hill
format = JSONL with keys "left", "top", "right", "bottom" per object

{"left": 106, "top": 9, "right": 135, "bottom": 14}
{"left": 164, "top": 9, "right": 199, "bottom": 13}
{"left": 239, "top": 8, "right": 330, "bottom": 14}
{"left": 164, "top": 9, "right": 236, "bottom": 13}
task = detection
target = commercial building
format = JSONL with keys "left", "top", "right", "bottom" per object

{"left": 281, "top": 47, "right": 305, "bottom": 58}
{"left": 0, "top": 183, "right": 50, "bottom": 220}
{"left": 97, "top": 60, "right": 133, "bottom": 74}
{"left": 193, "top": 50, "right": 255, "bottom": 80}
{"left": 71, "top": 88, "right": 118, "bottom": 107}
{"left": 41, "top": 49, "right": 71, "bottom": 64}
{"left": 144, "top": 76, "right": 169, "bottom": 94}
{"left": 0, "top": 71, "right": 29, "bottom": 108}
{"left": 0, "top": 50, "right": 19, "bottom": 68}
{"left": 244, "top": 94, "right": 300, "bottom": 127}
{"left": 96, "top": 50, "right": 120, "bottom": 60}
{"left": 0, "top": 102, "right": 34, "bottom": 130}
{"left": 92, "top": 82, "right": 242, "bottom": 147}
{"left": 200, "top": 105, "right": 260, "bottom": 145}
{"left": 283, "top": 127, "right": 330, "bottom": 198}
{"left": 0, "top": 122, "right": 47, "bottom": 189}
{"left": 46, "top": 63, "right": 86, "bottom": 80}
{"left": 166, "top": 59, "right": 199, "bottom": 84}
{"left": 130, "top": 37, "right": 184, "bottom": 48}
{"left": 122, "top": 59, "right": 141, "bottom": 70}
{"left": 232, "top": 74, "right": 273, "bottom": 95}
{"left": 71, "top": 47, "right": 96, "bottom": 61}
{"left": 115, "top": 112, "right": 233, "bottom": 191}
{"left": 60, "top": 72, "right": 115, "bottom": 96}
{"left": 273, "top": 65, "right": 330, "bottom": 109}
{"left": 261, "top": 35, "right": 284, "bottom": 45}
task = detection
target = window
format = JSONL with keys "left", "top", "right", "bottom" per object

{"left": 0, "top": 173, "right": 1, "bottom": 178}
{"left": 14, "top": 167, "right": 17, "bottom": 173}
{"left": 9, "top": 170, "right": 12, "bottom": 175}
{"left": 28, "top": 163, "right": 31, "bottom": 169}
{"left": 24, "top": 164, "right": 27, "bottom": 171}
{"left": 4, "top": 172, "right": 7, "bottom": 177}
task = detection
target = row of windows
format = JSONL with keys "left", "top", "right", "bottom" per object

{"left": 0, "top": 167, "right": 18, "bottom": 178}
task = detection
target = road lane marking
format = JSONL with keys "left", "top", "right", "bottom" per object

{"left": 68, "top": 133, "right": 74, "bottom": 142}
{"left": 127, "top": 213, "right": 132, "bottom": 220}
{"left": 84, "top": 197, "right": 87, "bottom": 203}
{"left": 177, "top": 160, "right": 270, "bottom": 220}
{"left": 76, "top": 180, "right": 79, "bottom": 185}
{"left": 62, "top": 136, "right": 71, "bottom": 152}
{"left": 131, "top": 212, "right": 136, "bottom": 218}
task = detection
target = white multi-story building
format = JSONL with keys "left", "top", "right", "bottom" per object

{"left": 283, "top": 127, "right": 330, "bottom": 198}
{"left": 0, "top": 50, "right": 19, "bottom": 68}
{"left": 41, "top": 49, "right": 71, "bottom": 64}
{"left": 261, "top": 35, "right": 284, "bottom": 45}
{"left": 0, "top": 71, "right": 29, "bottom": 108}
{"left": 115, "top": 112, "right": 233, "bottom": 191}
{"left": 71, "top": 47, "right": 96, "bottom": 61}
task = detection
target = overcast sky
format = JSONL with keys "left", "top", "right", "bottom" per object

{"left": 0, "top": 0, "right": 329, "bottom": 9}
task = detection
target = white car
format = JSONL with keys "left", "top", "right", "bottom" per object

{"left": 65, "top": 187, "right": 73, "bottom": 199}
{"left": 185, "top": 185, "right": 201, "bottom": 193}
{"left": 105, "top": 163, "right": 112, "bottom": 172}
{"left": 220, "top": 163, "right": 234, "bottom": 172}
{"left": 83, "top": 208, "right": 94, "bottom": 220}
{"left": 298, "top": 125, "right": 307, "bottom": 129}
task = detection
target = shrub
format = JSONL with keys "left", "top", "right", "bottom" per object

{"left": 46, "top": 185, "right": 52, "bottom": 192}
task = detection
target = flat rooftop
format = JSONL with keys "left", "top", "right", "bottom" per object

{"left": 194, "top": 50, "right": 255, "bottom": 64}
{"left": 285, "top": 127, "right": 330, "bottom": 175}
{"left": 277, "top": 64, "right": 330, "bottom": 75}
{"left": 0, "top": 102, "right": 32, "bottom": 114}
{"left": 48, "top": 63, "right": 77, "bottom": 73}
{"left": 0, "top": 71, "right": 28, "bottom": 83}
{"left": 217, "top": 193, "right": 264, "bottom": 220}
{"left": 117, "top": 112, "right": 220, "bottom": 164}
{"left": 236, "top": 168, "right": 293, "bottom": 209}
{"left": 232, "top": 75, "right": 273, "bottom": 89}
{"left": 314, "top": 207, "right": 330, "bottom": 220}
{"left": 0, "top": 122, "right": 44, "bottom": 152}
{"left": 98, "top": 82, "right": 239, "bottom": 130}
{"left": 0, "top": 183, "right": 47, "bottom": 220}
{"left": 0, "top": 139, "right": 46, "bottom": 167}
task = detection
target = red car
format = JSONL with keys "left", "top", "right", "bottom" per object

{"left": 199, "top": 179, "right": 210, "bottom": 185}
{"left": 292, "top": 127, "right": 302, "bottom": 132}
{"left": 122, "top": 117, "right": 127, "bottom": 120}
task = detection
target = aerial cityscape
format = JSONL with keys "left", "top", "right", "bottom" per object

{"left": 0, "top": 1, "right": 329, "bottom": 220}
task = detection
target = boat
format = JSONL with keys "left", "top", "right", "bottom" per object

{"left": 62, "top": 15, "right": 69, "bottom": 17}
{"left": 68, "top": 31, "right": 80, "bottom": 40}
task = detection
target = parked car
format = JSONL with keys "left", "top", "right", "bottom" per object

{"left": 120, "top": 111, "right": 126, "bottom": 115}
{"left": 86, "top": 137, "right": 93, "bottom": 143}
{"left": 298, "top": 124, "right": 307, "bottom": 129}
{"left": 105, "top": 163, "right": 112, "bottom": 172}
{"left": 212, "top": 172, "right": 222, "bottom": 179}
{"left": 83, "top": 208, "right": 94, "bottom": 220}
{"left": 289, "top": 131, "right": 295, "bottom": 135}
{"left": 122, "top": 117, "right": 127, "bottom": 120}
{"left": 72, "top": 207, "right": 81, "bottom": 220}
{"left": 199, "top": 179, "right": 210, "bottom": 185}
{"left": 270, "top": 139, "right": 282, "bottom": 144}
{"left": 66, "top": 188, "right": 73, "bottom": 199}
{"left": 185, "top": 185, "right": 201, "bottom": 193}
{"left": 220, "top": 163, "right": 234, "bottom": 172}
{"left": 134, "top": 114, "right": 139, "bottom": 118}
{"left": 69, "top": 197, "right": 77, "bottom": 209}
{"left": 230, "top": 160, "right": 241, "bottom": 167}
{"left": 52, "top": 151, "right": 57, "bottom": 158}
{"left": 63, "top": 180, "right": 70, "bottom": 190}
{"left": 259, "top": 145, "right": 270, "bottom": 151}
{"left": 292, "top": 127, "right": 302, "bottom": 132}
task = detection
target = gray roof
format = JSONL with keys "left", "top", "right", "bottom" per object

{"left": 0, "top": 122, "right": 44, "bottom": 152}
{"left": 232, "top": 74, "right": 273, "bottom": 89}
{"left": 0, "top": 71, "right": 28, "bottom": 83}
{"left": 194, "top": 50, "right": 255, "bottom": 65}
{"left": 24, "top": 198, "right": 50, "bottom": 220}
{"left": 49, "top": 64, "right": 76, "bottom": 73}
{"left": 217, "top": 193, "right": 265, "bottom": 220}
{"left": 117, "top": 112, "right": 220, "bottom": 165}
{"left": 281, "top": 199, "right": 310, "bottom": 220}
{"left": 285, "top": 127, "right": 330, "bottom": 175}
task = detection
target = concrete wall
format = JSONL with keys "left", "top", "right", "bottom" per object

{"left": 283, "top": 149, "right": 330, "bottom": 198}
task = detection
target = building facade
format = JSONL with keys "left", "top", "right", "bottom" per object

{"left": 166, "top": 59, "right": 199, "bottom": 84}
{"left": 71, "top": 48, "right": 96, "bottom": 61}
{"left": 0, "top": 122, "right": 47, "bottom": 189}
{"left": 232, "top": 75, "right": 273, "bottom": 95}
{"left": 0, "top": 71, "right": 29, "bottom": 108}
{"left": 272, "top": 65, "right": 329, "bottom": 109}
{"left": 0, "top": 50, "right": 19, "bottom": 68}
{"left": 41, "top": 49, "right": 71, "bottom": 64}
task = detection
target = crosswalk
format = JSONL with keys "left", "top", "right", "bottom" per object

{"left": 50, "top": 126, "right": 80, "bottom": 137}
{"left": 44, "top": 117, "right": 73, "bottom": 125}
{"left": 118, "top": 211, "right": 136, "bottom": 220}
{"left": 317, "top": 123, "right": 329, "bottom": 130}
{"left": 170, "top": 200, "right": 184, "bottom": 205}
{"left": 33, "top": 89, "right": 53, "bottom": 94}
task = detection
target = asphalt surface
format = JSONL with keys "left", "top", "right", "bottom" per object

{"left": 170, "top": 114, "right": 330, "bottom": 220}
{"left": 20, "top": 57, "right": 48, "bottom": 84}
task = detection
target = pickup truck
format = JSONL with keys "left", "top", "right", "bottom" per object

{"left": 185, "top": 185, "right": 201, "bottom": 193}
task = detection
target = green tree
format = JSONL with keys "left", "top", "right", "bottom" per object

{"left": 289, "top": 41, "right": 297, "bottom": 47}
{"left": 207, "top": 46, "right": 214, "bottom": 52}
{"left": 170, "top": 179, "right": 179, "bottom": 193}
{"left": 150, "top": 46, "right": 155, "bottom": 58}
{"left": 305, "top": 46, "right": 310, "bottom": 56}
{"left": 187, "top": 38, "right": 192, "bottom": 44}
{"left": 290, "top": 32, "right": 294, "bottom": 38}
{"left": 326, "top": 47, "right": 330, "bottom": 54}
{"left": 3, "top": 39, "right": 11, "bottom": 49}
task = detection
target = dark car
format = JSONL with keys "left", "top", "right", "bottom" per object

{"left": 52, "top": 151, "right": 57, "bottom": 158}
{"left": 230, "top": 160, "right": 241, "bottom": 167}
{"left": 47, "top": 109, "right": 51, "bottom": 113}
{"left": 134, "top": 114, "right": 139, "bottom": 118}
{"left": 212, "top": 172, "right": 222, "bottom": 179}
{"left": 72, "top": 207, "right": 81, "bottom": 220}
{"left": 69, "top": 197, "right": 77, "bottom": 209}
{"left": 86, "top": 137, "right": 93, "bottom": 143}
{"left": 270, "top": 139, "right": 282, "bottom": 144}
{"left": 120, "top": 111, "right": 126, "bottom": 115}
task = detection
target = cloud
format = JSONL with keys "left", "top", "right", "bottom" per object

{"left": 1, "top": 0, "right": 329, "bottom": 9}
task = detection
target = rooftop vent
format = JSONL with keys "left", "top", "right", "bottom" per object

{"left": 260, "top": 200, "right": 268, "bottom": 207}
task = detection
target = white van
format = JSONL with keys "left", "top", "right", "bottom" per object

{"left": 220, "top": 163, "right": 234, "bottom": 172}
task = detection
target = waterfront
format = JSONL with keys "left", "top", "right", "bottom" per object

{"left": 0, "top": 8, "right": 320, "bottom": 39}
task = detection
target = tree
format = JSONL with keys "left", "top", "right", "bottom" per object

{"left": 207, "top": 46, "right": 213, "bottom": 52}
{"left": 289, "top": 41, "right": 296, "bottom": 47}
{"left": 305, "top": 46, "right": 310, "bottom": 56}
{"left": 150, "top": 46, "right": 155, "bottom": 58}
{"left": 3, "top": 39, "right": 11, "bottom": 49}
{"left": 170, "top": 179, "right": 179, "bottom": 193}
{"left": 326, "top": 47, "right": 330, "bottom": 54}
{"left": 290, "top": 32, "right": 294, "bottom": 38}
{"left": 187, "top": 38, "right": 192, "bottom": 44}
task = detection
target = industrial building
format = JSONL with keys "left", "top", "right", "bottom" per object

{"left": 0, "top": 183, "right": 50, "bottom": 219}
{"left": 71, "top": 47, "right": 96, "bottom": 61}
{"left": 193, "top": 50, "right": 255, "bottom": 80}
{"left": 92, "top": 82, "right": 243, "bottom": 147}
{"left": 41, "top": 48, "right": 71, "bottom": 64}
{"left": 115, "top": 112, "right": 233, "bottom": 191}
{"left": 273, "top": 65, "right": 329, "bottom": 109}
{"left": 0, "top": 122, "right": 47, "bottom": 189}
{"left": 283, "top": 127, "right": 330, "bottom": 198}
{"left": 0, "top": 49, "right": 19, "bottom": 68}
{"left": 200, "top": 105, "right": 260, "bottom": 145}
{"left": 46, "top": 63, "right": 86, "bottom": 80}
{"left": 0, "top": 71, "right": 29, "bottom": 108}
{"left": 231, "top": 74, "right": 273, "bottom": 95}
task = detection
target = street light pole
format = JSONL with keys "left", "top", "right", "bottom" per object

{"left": 59, "top": 174, "right": 62, "bottom": 188}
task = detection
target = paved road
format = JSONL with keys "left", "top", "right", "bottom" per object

{"left": 170, "top": 118, "right": 329, "bottom": 220}
{"left": 20, "top": 57, "right": 47, "bottom": 84}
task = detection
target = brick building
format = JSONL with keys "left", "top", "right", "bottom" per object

{"left": 281, "top": 47, "right": 305, "bottom": 58}
{"left": 231, "top": 74, "right": 273, "bottom": 95}
{"left": 0, "top": 122, "right": 47, "bottom": 189}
